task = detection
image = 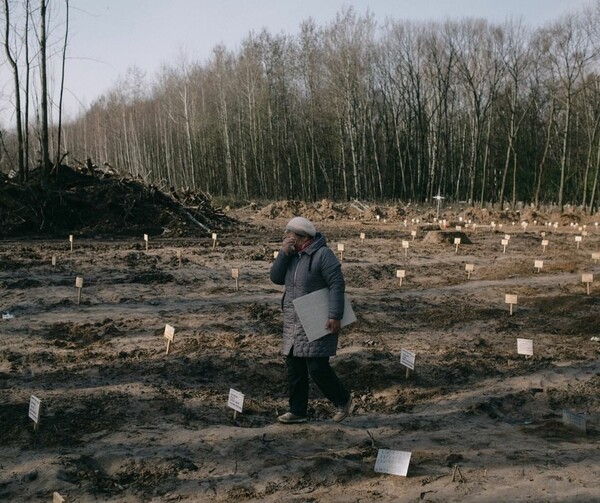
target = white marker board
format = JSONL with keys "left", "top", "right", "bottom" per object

{"left": 374, "top": 449, "right": 411, "bottom": 476}
{"left": 292, "top": 288, "right": 356, "bottom": 342}
{"left": 400, "top": 349, "right": 416, "bottom": 370}
{"left": 517, "top": 338, "right": 533, "bottom": 356}
{"left": 228, "top": 388, "right": 245, "bottom": 413}
{"left": 29, "top": 395, "right": 41, "bottom": 423}
{"left": 164, "top": 324, "right": 175, "bottom": 342}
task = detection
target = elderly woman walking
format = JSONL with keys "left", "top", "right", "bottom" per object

{"left": 270, "top": 216, "right": 352, "bottom": 423}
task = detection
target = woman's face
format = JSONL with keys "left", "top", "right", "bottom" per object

{"left": 285, "top": 231, "right": 309, "bottom": 248}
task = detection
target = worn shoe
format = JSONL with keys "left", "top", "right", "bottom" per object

{"left": 277, "top": 412, "right": 307, "bottom": 424}
{"left": 333, "top": 395, "right": 353, "bottom": 422}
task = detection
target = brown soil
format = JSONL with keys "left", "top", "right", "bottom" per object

{"left": 0, "top": 202, "right": 599, "bottom": 502}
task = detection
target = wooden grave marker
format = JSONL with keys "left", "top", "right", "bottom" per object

{"left": 541, "top": 239, "right": 549, "bottom": 253}
{"left": 396, "top": 269, "right": 406, "bottom": 286}
{"left": 360, "top": 232, "right": 366, "bottom": 243}
{"left": 534, "top": 260, "right": 543, "bottom": 273}
{"left": 51, "top": 255, "right": 57, "bottom": 268}
{"left": 228, "top": 388, "right": 245, "bottom": 420}
{"left": 143, "top": 233, "right": 149, "bottom": 251}
{"left": 29, "top": 395, "right": 42, "bottom": 430}
{"left": 465, "top": 263, "right": 474, "bottom": 279}
{"left": 75, "top": 276, "right": 84, "bottom": 305}
{"left": 212, "top": 232, "right": 218, "bottom": 250}
{"left": 69, "top": 234, "right": 74, "bottom": 252}
{"left": 232, "top": 268, "right": 240, "bottom": 290}
{"left": 164, "top": 324, "right": 175, "bottom": 354}
{"left": 592, "top": 252, "right": 600, "bottom": 264}
{"left": 501, "top": 239, "right": 509, "bottom": 253}
{"left": 517, "top": 338, "right": 534, "bottom": 357}
{"left": 400, "top": 348, "right": 416, "bottom": 379}
{"left": 575, "top": 235, "right": 583, "bottom": 249}
{"left": 410, "top": 230, "right": 417, "bottom": 241}
{"left": 454, "top": 237, "right": 461, "bottom": 253}
{"left": 337, "top": 243, "right": 345, "bottom": 261}
{"left": 402, "top": 240, "right": 409, "bottom": 257}
{"left": 505, "top": 294, "right": 518, "bottom": 315}
{"left": 582, "top": 273, "right": 593, "bottom": 295}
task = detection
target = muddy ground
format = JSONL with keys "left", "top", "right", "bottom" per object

{"left": 1, "top": 206, "right": 599, "bottom": 502}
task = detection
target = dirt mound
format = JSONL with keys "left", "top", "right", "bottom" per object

{"left": 0, "top": 166, "right": 236, "bottom": 238}
{"left": 423, "top": 230, "right": 472, "bottom": 244}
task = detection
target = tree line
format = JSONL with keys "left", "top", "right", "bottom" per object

{"left": 3, "top": 2, "right": 600, "bottom": 212}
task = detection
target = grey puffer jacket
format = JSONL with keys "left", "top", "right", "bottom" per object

{"left": 270, "top": 232, "right": 345, "bottom": 357}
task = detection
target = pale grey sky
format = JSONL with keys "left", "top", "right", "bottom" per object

{"left": 2, "top": 0, "right": 594, "bottom": 122}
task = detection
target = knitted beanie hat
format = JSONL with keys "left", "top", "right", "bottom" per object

{"left": 285, "top": 216, "right": 316, "bottom": 237}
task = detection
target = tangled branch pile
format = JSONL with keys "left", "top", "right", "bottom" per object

{"left": 0, "top": 165, "right": 236, "bottom": 238}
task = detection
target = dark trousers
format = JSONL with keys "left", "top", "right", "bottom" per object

{"left": 286, "top": 353, "right": 350, "bottom": 417}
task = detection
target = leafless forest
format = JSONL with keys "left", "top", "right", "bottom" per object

{"left": 4, "top": 3, "right": 600, "bottom": 210}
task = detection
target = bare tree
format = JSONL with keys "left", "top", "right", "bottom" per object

{"left": 3, "top": 0, "right": 26, "bottom": 182}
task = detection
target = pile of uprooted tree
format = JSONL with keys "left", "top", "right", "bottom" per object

{"left": 0, "top": 164, "right": 236, "bottom": 238}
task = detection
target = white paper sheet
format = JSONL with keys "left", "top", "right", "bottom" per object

{"left": 292, "top": 287, "right": 356, "bottom": 341}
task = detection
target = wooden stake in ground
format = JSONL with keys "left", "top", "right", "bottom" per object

{"left": 400, "top": 348, "right": 416, "bottom": 379}
{"left": 51, "top": 255, "right": 56, "bottom": 268}
{"left": 396, "top": 269, "right": 406, "bottom": 286}
{"left": 212, "top": 232, "right": 218, "bottom": 250}
{"left": 69, "top": 234, "right": 74, "bottom": 252}
{"left": 582, "top": 273, "right": 593, "bottom": 295}
{"left": 402, "top": 240, "right": 409, "bottom": 257}
{"left": 164, "top": 324, "right": 175, "bottom": 354}
{"left": 228, "top": 388, "right": 245, "bottom": 420}
{"left": 75, "top": 276, "right": 84, "bottom": 305}
{"left": 505, "top": 294, "right": 518, "bottom": 316}
{"left": 411, "top": 230, "right": 417, "bottom": 241}
{"left": 28, "top": 395, "right": 41, "bottom": 431}
{"left": 337, "top": 243, "right": 345, "bottom": 261}
{"left": 592, "top": 252, "right": 600, "bottom": 264}
{"left": 360, "top": 232, "right": 365, "bottom": 243}
{"left": 534, "top": 260, "right": 543, "bottom": 273}
{"left": 575, "top": 235, "right": 583, "bottom": 250}
{"left": 501, "top": 239, "right": 508, "bottom": 253}
{"left": 454, "top": 237, "right": 461, "bottom": 253}
{"left": 144, "top": 233, "right": 149, "bottom": 251}
{"left": 465, "top": 263, "right": 474, "bottom": 279}
{"left": 232, "top": 268, "right": 240, "bottom": 290}
{"left": 541, "top": 239, "right": 549, "bottom": 253}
